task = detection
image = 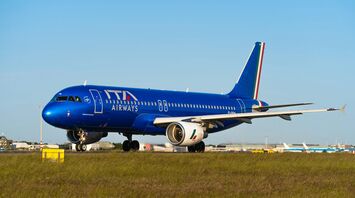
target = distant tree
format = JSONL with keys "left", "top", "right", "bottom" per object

{"left": 113, "top": 143, "right": 122, "bottom": 150}
{"left": 59, "top": 143, "right": 70, "bottom": 150}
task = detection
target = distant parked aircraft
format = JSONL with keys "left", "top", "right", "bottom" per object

{"left": 283, "top": 143, "right": 341, "bottom": 153}
{"left": 42, "top": 42, "right": 340, "bottom": 152}
{"left": 302, "top": 143, "right": 339, "bottom": 153}
{"left": 282, "top": 143, "right": 306, "bottom": 153}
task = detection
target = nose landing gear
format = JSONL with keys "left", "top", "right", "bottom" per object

{"left": 75, "top": 144, "right": 87, "bottom": 152}
{"left": 122, "top": 133, "right": 140, "bottom": 152}
{"left": 74, "top": 130, "right": 88, "bottom": 152}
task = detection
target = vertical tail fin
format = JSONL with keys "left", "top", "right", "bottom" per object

{"left": 228, "top": 42, "right": 265, "bottom": 99}
{"left": 283, "top": 143, "right": 290, "bottom": 149}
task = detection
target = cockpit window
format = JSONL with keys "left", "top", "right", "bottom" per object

{"left": 75, "top": 96, "right": 82, "bottom": 102}
{"left": 56, "top": 96, "right": 68, "bottom": 101}
{"left": 54, "top": 95, "right": 82, "bottom": 102}
{"left": 69, "top": 96, "right": 75, "bottom": 102}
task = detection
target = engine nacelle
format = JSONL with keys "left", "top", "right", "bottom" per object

{"left": 67, "top": 131, "right": 108, "bottom": 144}
{"left": 166, "top": 122, "right": 205, "bottom": 146}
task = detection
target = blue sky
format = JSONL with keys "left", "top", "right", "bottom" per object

{"left": 0, "top": 1, "right": 354, "bottom": 145}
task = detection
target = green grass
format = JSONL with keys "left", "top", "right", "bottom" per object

{"left": 1, "top": 152, "right": 355, "bottom": 197}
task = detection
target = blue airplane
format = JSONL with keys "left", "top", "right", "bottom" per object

{"left": 301, "top": 143, "right": 339, "bottom": 153}
{"left": 42, "top": 42, "right": 340, "bottom": 152}
{"left": 283, "top": 142, "right": 346, "bottom": 153}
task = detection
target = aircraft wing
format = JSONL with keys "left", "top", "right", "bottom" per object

{"left": 153, "top": 107, "right": 340, "bottom": 126}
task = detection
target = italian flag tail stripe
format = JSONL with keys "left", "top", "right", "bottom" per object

{"left": 189, "top": 129, "right": 197, "bottom": 140}
{"left": 253, "top": 42, "right": 265, "bottom": 100}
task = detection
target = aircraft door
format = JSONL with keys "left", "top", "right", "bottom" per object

{"left": 89, "top": 89, "right": 103, "bottom": 114}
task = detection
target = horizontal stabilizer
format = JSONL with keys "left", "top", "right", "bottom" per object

{"left": 253, "top": 103, "right": 313, "bottom": 111}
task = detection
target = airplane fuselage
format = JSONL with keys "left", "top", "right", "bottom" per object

{"left": 42, "top": 85, "right": 268, "bottom": 135}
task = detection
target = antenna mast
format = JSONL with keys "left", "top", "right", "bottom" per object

{"left": 39, "top": 105, "right": 43, "bottom": 146}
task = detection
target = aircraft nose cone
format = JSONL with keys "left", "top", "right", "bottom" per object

{"left": 42, "top": 104, "right": 58, "bottom": 125}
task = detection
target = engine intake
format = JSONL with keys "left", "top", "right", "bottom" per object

{"left": 166, "top": 122, "right": 204, "bottom": 146}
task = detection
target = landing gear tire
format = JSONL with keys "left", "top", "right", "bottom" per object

{"left": 80, "top": 144, "right": 87, "bottom": 152}
{"left": 188, "top": 141, "right": 205, "bottom": 153}
{"left": 75, "top": 144, "right": 87, "bottom": 152}
{"left": 131, "top": 140, "right": 140, "bottom": 151}
{"left": 75, "top": 144, "right": 81, "bottom": 152}
{"left": 188, "top": 145, "right": 196, "bottom": 153}
{"left": 195, "top": 141, "right": 205, "bottom": 153}
{"left": 122, "top": 140, "right": 131, "bottom": 152}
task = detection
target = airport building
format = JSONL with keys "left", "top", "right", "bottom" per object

{"left": 12, "top": 142, "right": 31, "bottom": 150}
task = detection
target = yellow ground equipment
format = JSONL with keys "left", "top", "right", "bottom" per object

{"left": 251, "top": 149, "right": 275, "bottom": 154}
{"left": 42, "top": 148, "right": 64, "bottom": 163}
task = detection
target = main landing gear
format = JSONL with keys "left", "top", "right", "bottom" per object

{"left": 188, "top": 141, "right": 205, "bottom": 153}
{"left": 75, "top": 144, "right": 87, "bottom": 152}
{"left": 122, "top": 133, "right": 140, "bottom": 152}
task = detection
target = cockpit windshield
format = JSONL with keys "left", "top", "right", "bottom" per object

{"left": 75, "top": 96, "right": 82, "bottom": 102}
{"left": 54, "top": 96, "right": 82, "bottom": 102}
{"left": 56, "top": 96, "right": 68, "bottom": 102}
{"left": 68, "top": 96, "right": 75, "bottom": 102}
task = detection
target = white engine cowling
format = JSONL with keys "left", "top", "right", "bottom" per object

{"left": 166, "top": 122, "right": 205, "bottom": 146}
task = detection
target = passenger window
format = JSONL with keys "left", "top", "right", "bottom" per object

{"left": 56, "top": 96, "right": 68, "bottom": 102}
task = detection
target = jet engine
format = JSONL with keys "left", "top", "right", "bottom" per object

{"left": 67, "top": 130, "right": 108, "bottom": 144}
{"left": 166, "top": 122, "right": 205, "bottom": 146}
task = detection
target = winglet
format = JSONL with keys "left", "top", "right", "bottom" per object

{"left": 340, "top": 105, "right": 347, "bottom": 113}
{"left": 327, "top": 105, "right": 346, "bottom": 112}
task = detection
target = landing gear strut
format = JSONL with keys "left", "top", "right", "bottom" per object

{"left": 188, "top": 141, "right": 205, "bottom": 153}
{"left": 75, "top": 144, "right": 87, "bottom": 152}
{"left": 122, "top": 133, "right": 140, "bottom": 152}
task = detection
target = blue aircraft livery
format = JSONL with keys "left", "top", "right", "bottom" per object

{"left": 42, "top": 42, "right": 340, "bottom": 152}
